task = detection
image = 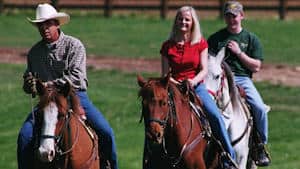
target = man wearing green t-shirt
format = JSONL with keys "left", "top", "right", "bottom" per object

{"left": 208, "top": 1, "right": 270, "bottom": 167}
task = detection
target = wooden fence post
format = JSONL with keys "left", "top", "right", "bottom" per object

{"left": 160, "top": 0, "right": 168, "bottom": 19}
{"left": 0, "top": 0, "right": 3, "bottom": 14}
{"left": 279, "top": 0, "right": 287, "bottom": 20}
{"left": 104, "top": 0, "right": 113, "bottom": 18}
{"left": 219, "top": 0, "right": 225, "bottom": 19}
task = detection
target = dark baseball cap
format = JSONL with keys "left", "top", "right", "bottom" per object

{"left": 224, "top": 1, "right": 243, "bottom": 16}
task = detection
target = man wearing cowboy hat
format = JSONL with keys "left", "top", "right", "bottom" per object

{"left": 208, "top": 1, "right": 271, "bottom": 167}
{"left": 17, "top": 3, "right": 118, "bottom": 169}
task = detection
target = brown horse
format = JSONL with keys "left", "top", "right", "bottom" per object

{"left": 33, "top": 80, "right": 99, "bottom": 169}
{"left": 138, "top": 74, "right": 209, "bottom": 169}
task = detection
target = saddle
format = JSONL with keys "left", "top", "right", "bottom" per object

{"left": 176, "top": 81, "right": 212, "bottom": 138}
{"left": 236, "top": 85, "right": 247, "bottom": 99}
{"left": 236, "top": 85, "right": 271, "bottom": 166}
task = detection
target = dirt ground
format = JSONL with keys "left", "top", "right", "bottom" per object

{"left": 1, "top": 47, "right": 300, "bottom": 87}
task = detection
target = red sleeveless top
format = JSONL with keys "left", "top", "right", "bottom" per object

{"left": 160, "top": 38, "right": 208, "bottom": 81}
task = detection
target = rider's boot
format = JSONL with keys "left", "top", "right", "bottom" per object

{"left": 252, "top": 143, "right": 271, "bottom": 166}
{"left": 251, "top": 130, "right": 271, "bottom": 167}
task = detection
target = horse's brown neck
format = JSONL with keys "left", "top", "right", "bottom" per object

{"left": 167, "top": 84, "right": 202, "bottom": 144}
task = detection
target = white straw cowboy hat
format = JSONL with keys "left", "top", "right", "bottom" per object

{"left": 27, "top": 3, "right": 70, "bottom": 26}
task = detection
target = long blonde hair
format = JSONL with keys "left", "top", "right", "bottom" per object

{"left": 169, "top": 6, "right": 202, "bottom": 45}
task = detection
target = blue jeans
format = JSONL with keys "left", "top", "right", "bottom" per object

{"left": 17, "top": 91, "right": 118, "bottom": 169}
{"left": 194, "top": 83, "right": 236, "bottom": 160}
{"left": 234, "top": 76, "right": 268, "bottom": 144}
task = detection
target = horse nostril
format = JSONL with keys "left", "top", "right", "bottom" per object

{"left": 50, "top": 150, "right": 55, "bottom": 157}
{"left": 48, "top": 150, "right": 55, "bottom": 161}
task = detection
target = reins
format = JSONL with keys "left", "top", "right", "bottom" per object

{"left": 156, "top": 85, "right": 205, "bottom": 167}
{"left": 209, "top": 66, "right": 253, "bottom": 146}
{"left": 40, "top": 109, "right": 80, "bottom": 156}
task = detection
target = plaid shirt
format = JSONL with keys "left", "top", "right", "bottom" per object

{"left": 24, "top": 31, "right": 88, "bottom": 91}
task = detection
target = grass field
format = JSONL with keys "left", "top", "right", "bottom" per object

{"left": 0, "top": 12, "right": 299, "bottom": 169}
{"left": 0, "top": 64, "right": 300, "bottom": 169}
{"left": 0, "top": 14, "right": 300, "bottom": 65}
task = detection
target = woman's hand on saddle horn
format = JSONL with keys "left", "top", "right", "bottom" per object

{"left": 187, "top": 79, "right": 198, "bottom": 87}
{"left": 170, "top": 77, "right": 180, "bottom": 85}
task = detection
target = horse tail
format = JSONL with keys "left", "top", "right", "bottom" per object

{"left": 222, "top": 62, "right": 240, "bottom": 112}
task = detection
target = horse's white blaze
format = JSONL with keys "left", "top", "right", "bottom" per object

{"left": 38, "top": 102, "right": 58, "bottom": 162}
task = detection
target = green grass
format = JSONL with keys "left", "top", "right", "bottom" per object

{"left": 0, "top": 64, "right": 299, "bottom": 169}
{"left": 0, "top": 14, "right": 300, "bottom": 64}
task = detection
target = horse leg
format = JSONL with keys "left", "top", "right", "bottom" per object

{"left": 230, "top": 116, "right": 251, "bottom": 169}
{"left": 246, "top": 157, "right": 258, "bottom": 169}
{"left": 182, "top": 143, "right": 207, "bottom": 169}
{"left": 143, "top": 139, "right": 169, "bottom": 169}
{"left": 233, "top": 138, "right": 249, "bottom": 169}
{"left": 204, "top": 140, "right": 223, "bottom": 169}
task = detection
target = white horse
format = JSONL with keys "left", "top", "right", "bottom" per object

{"left": 204, "top": 47, "right": 255, "bottom": 169}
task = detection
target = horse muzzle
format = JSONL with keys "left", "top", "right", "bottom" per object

{"left": 37, "top": 146, "right": 56, "bottom": 162}
{"left": 37, "top": 139, "right": 56, "bottom": 162}
{"left": 146, "top": 122, "right": 165, "bottom": 144}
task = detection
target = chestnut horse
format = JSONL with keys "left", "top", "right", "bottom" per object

{"left": 33, "top": 80, "right": 99, "bottom": 169}
{"left": 138, "top": 75, "right": 209, "bottom": 169}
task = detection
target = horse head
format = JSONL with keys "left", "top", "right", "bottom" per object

{"left": 205, "top": 47, "right": 226, "bottom": 97}
{"left": 139, "top": 75, "right": 210, "bottom": 169}
{"left": 138, "top": 74, "right": 174, "bottom": 144}
{"left": 205, "top": 47, "right": 239, "bottom": 111}
{"left": 35, "top": 80, "right": 73, "bottom": 162}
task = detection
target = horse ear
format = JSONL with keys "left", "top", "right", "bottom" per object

{"left": 137, "top": 74, "right": 146, "bottom": 87}
{"left": 61, "top": 81, "right": 72, "bottom": 97}
{"left": 216, "top": 47, "right": 226, "bottom": 64}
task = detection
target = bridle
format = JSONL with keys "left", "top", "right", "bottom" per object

{"left": 207, "top": 71, "right": 231, "bottom": 112}
{"left": 207, "top": 68, "right": 252, "bottom": 146}
{"left": 143, "top": 85, "right": 205, "bottom": 167}
{"left": 147, "top": 86, "right": 177, "bottom": 127}
{"left": 39, "top": 109, "right": 80, "bottom": 157}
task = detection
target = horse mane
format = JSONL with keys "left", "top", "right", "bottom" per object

{"left": 37, "top": 87, "right": 58, "bottom": 111}
{"left": 221, "top": 61, "right": 240, "bottom": 111}
{"left": 68, "top": 88, "right": 83, "bottom": 116}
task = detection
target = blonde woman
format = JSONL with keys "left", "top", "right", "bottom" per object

{"left": 161, "top": 6, "right": 236, "bottom": 169}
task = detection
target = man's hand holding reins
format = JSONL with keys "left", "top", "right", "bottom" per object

{"left": 23, "top": 72, "right": 37, "bottom": 95}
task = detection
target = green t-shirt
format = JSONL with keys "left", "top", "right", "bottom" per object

{"left": 208, "top": 28, "right": 263, "bottom": 77}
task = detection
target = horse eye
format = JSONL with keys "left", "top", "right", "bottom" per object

{"left": 214, "top": 75, "right": 220, "bottom": 80}
{"left": 142, "top": 100, "right": 147, "bottom": 105}
{"left": 159, "top": 100, "right": 166, "bottom": 106}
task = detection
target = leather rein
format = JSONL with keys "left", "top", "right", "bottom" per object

{"left": 39, "top": 109, "right": 98, "bottom": 169}
{"left": 207, "top": 71, "right": 252, "bottom": 146}
{"left": 145, "top": 86, "right": 205, "bottom": 167}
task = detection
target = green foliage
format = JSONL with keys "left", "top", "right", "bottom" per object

{"left": 0, "top": 15, "right": 300, "bottom": 64}
{"left": 0, "top": 64, "right": 299, "bottom": 169}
